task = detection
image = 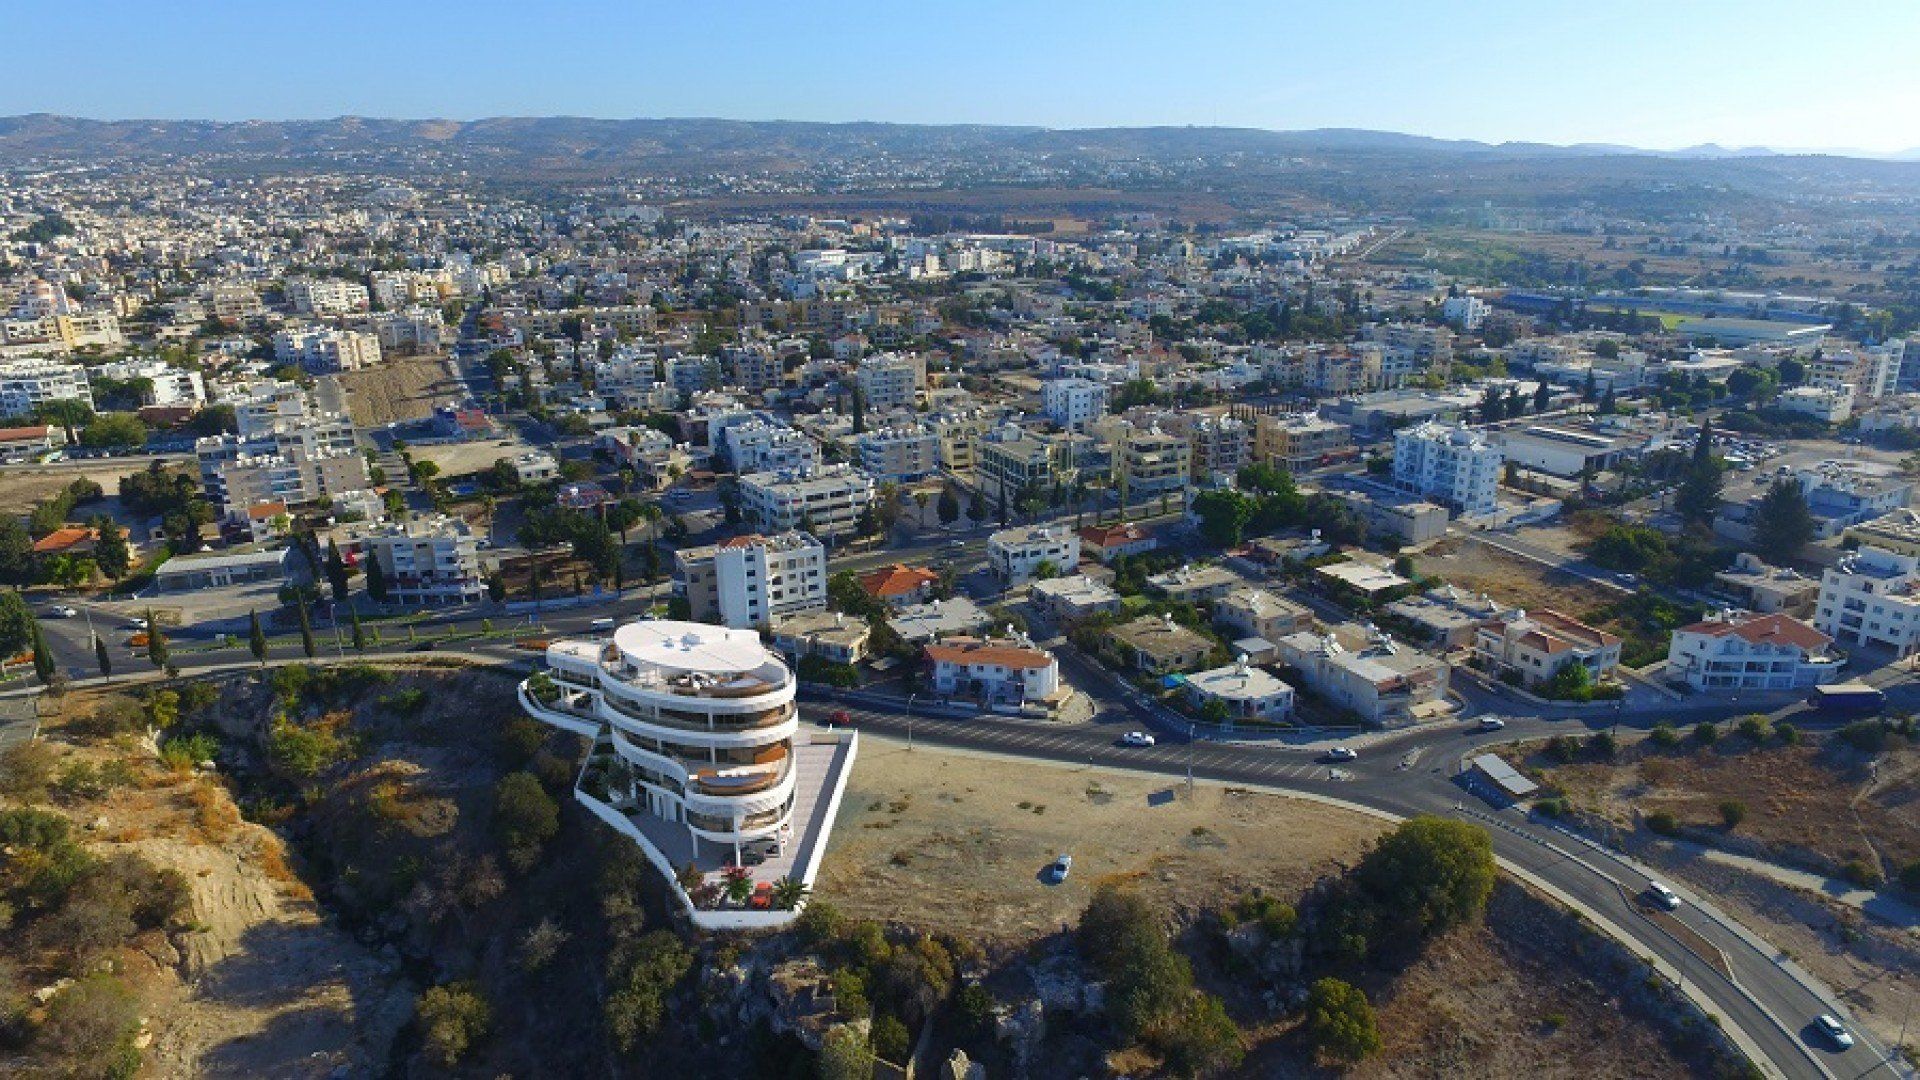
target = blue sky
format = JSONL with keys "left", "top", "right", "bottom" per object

{"left": 10, "top": 1, "right": 1920, "bottom": 152}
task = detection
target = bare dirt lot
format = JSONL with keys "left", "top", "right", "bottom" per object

{"left": 336, "top": 354, "right": 464, "bottom": 427}
{"left": 1422, "top": 536, "right": 1616, "bottom": 617}
{"left": 1543, "top": 734, "right": 1920, "bottom": 1048}
{"left": 0, "top": 460, "right": 174, "bottom": 516}
{"left": 1543, "top": 738, "right": 1920, "bottom": 875}
{"left": 813, "top": 737, "right": 1390, "bottom": 949}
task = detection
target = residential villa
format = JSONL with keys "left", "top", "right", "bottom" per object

{"left": 1473, "top": 608, "right": 1621, "bottom": 688}
{"left": 1184, "top": 656, "right": 1295, "bottom": 722}
{"left": 1665, "top": 611, "right": 1844, "bottom": 692}
{"left": 518, "top": 619, "right": 856, "bottom": 930}
{"left": 924, "top": 635, "right": 1062, "bottom": 705}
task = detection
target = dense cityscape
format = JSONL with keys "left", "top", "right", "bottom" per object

{"left": 5, "top": 35, "right": 1920, "bottom": 1080}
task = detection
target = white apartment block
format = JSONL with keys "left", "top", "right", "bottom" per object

{"left": 95, "top": 358, "right": 206, "bottom": 407}
{"left": 719, "top": 419, "right": 821, "bottom": 475}
{"left": 1175, "top": 413, "right": 1252, "bottom": 484}
{"left": 1440, "top": 295, "right": 1490, "bottom": 330}
{"left": 1121, "top": 426, "right": 1192, "bottom": 498}
{"left": 855, "top": 424, "right": 939, "bottom": 481}
{"left": 206, "top": 283, "right": 264, "bottom": 321}
{"left": 285, "top": 278, "right": 371, "bottom": 315}
{"left": 273, "top": 327, "right": 382, "bottom": 374}
{"left": 0, "top": 359, "right": 92, "bottom": 418}
{"left": 1041, "top": 377, "right": 1109, "bottom": 432}
{"left": 855, "top": 353, "right": 923, "bottom": 410}
{"left": 214, "top": 448, "right": 372, "bottom": 513}
{"left": 1776, "top": 385, "right": 1852, "bottom": 423}
{"left": 369, "top": 308, "right": 445, "bottom": 354}
{"left": 364, "top": 514, "right": 485, "bottom": 606}
{"left": 674, "top": 531, "right": 828, "bottom": 629}
{"left": 1815, "top": 545, "right": 1920, "bottom": 654}
{"left": 738, "top": 465, "right": 875, "bottom": 539}
{"left": 1811, "top": 341, "right": 1902, "bottom": 403}
{"left": 1665, "top": 611, "right": 1844, "bottom": 692}
{"left": 1393, "top": 421, "right": 1501, "bottom": 517}
{"left": 988, "top": 524, "right": 1081, "bottom": 585}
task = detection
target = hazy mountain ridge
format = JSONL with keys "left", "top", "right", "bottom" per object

{"left": 3, "top": 113, "right": 1914, "bottom": 166}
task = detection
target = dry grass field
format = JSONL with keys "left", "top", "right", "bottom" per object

{"left": 336, "top": 355, "right": 463, "bottom": 427}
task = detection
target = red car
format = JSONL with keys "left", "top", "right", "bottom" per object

{"left": 826, "top": 709, "right": 853, "bottom": 727}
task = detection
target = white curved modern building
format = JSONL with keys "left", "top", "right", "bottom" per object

{"left": 519, "top": 619, "right": 802, "bottom": 867}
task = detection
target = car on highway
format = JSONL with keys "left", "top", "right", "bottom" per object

{"left": 408, "top": 640, "right": 438, "bottom": 652}
{"left": 1645, "top": 881, "right": 1682, "bottom": 910}
{"left": 1814, "top": 1013, "right": 1854, "bottom": 1049}
{"left": 123, "top": 617, "right": 148, "bottom": 631}
{"left": 1476, "top": 717, "right": 1507, "bottom": 731}
{"left": 825, "top": 709, "right": 853, "bottom": 727}
{"left": 1118, "top": 731, "right": 1156, "bottom": 747}
{"left": 45, "top": 605, "right": 77, "bottom": 618}
{"left": 1045, "top": 854, "right": 1072, "bottom": 883}
{"left": 1323, "top": 746, "right": 1358, "bottom": 763}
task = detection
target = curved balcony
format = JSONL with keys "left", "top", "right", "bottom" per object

{"left": 517, "top": 682, "right": 603, "bottom": 738}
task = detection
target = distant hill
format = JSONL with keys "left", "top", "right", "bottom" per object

{"left": 4, "top": 115, "right": 1918, "bottom": 223}
{"left": 0, "top": 114, "right": 1847, "bottom": 168}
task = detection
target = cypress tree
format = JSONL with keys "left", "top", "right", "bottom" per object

{"left": 296, "top": 599, "right": 317, "bottom": 659}
{"left": 30, "top": 618, "right": 52, "bottom": 684}
{"left": 248, "top": 609, "right": 267, "bottom": 665}
{"left": 93, "top": 634, "right": 111, "bottom": 680}
{"left": 146, "top": 610, "right": 168, "bottom": 671}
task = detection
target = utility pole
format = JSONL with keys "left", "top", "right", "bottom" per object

{"left": 1187, "top": 722, "right": 1195, "bottom": 792}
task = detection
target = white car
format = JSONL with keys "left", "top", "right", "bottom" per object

{"left": 1119, "top": 731, "right": 1156, "bottom": 747}
{"left": 1477, "top": 717, "right": 1507, "bottom": 731}
{"left": 1815, "top": 1014, "right": 1854, "bottom": 1049}
{"left": 46, "top": 605, "right": 78, "bottom": 618}
{"left": 1046, "top": 854, "right": 1072, "bottom": 883}
{"left": 123, "top": 617, "right": 148, "bottom": 631}
{"left": 1323, "top": 746, "right": 1358, "bottom": 763}
{"left": 1646, "top": 881, "right": 1682, "bottom": 911}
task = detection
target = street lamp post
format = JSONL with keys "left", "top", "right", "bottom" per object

{"left": 906, "top": 694, "right": 915, "bottom": 752}
{"left": 1187, "top": 722, "right": 1195, "bottom": 792}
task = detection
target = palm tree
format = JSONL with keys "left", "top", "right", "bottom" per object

{"left": 771, "top": 876, "right": 811, "bottom": 910}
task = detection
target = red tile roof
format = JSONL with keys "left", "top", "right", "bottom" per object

{"left": 924, "top": 636, "right": 1053, "bottom": 670}
{"left": 858, "top": 564, "right": 939, "bottom": 598}
{"left": 0, "top": 425, "right": 52, "bottom": 442}
{"left": 1680, "top": 613, "right": 1831, "bottom": 652}
{"left": 1079, "top": 522, "right": 1149, "bottom": 548}
{"left": 31, "top": 526, "right": 97, "bottom": 554}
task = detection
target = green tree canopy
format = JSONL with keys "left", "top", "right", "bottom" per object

{"left": 1304, "top": 977, "right": 1382, "bottom": 1063}
{"left": 1752, "top": 477, "right": 1815, "bottom": 563}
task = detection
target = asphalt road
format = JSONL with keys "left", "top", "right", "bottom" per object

{"left": 800, "top": 691, "right": 1907, "bottom": 1080}
{"left": 19, "top": 571, "right": 1916, "bottom": 1077}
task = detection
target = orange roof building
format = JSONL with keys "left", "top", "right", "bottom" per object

{"left": 31, "top": 526, "right": 98, "bottom": 556}
{"left": 857, "top": 563, "right": 940, "bottom": 606}
{"left": 1667, "top": 611, "right": 1843, "bottom": 692}
{"left": 924, "top": 635, "right": 1061, "bottom": 704}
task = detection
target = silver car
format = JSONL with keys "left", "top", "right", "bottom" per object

{"left": 1046, "top": 854, "right": 1072, "bottom": 883}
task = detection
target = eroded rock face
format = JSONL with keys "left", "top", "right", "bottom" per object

{"left": 994, "top": 998, "right": 1046, "bottom": 1075}
{"left": 704, "top": 955, "right": 844, "bottom": 1051}
{"left": 944, "top": 1047, "right": 986, "bottom": 1080}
